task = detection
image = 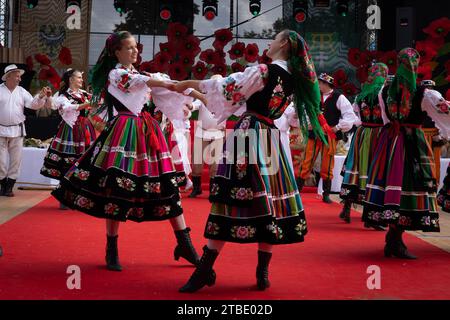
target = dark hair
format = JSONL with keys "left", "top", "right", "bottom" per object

{"left": 59, "top": 69, "right": 82, "bottom": 95}
{"left": 89, "top": 31, "right": 133, "bottom": 106}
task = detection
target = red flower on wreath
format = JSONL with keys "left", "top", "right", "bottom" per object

{"left": 231, "top": 62, "right": 245, "bottom": 73}
{"left": 192, "top": 61, "right": 208, "bottom": 80}
{"left": 258, "top": 49, "right": 272, "bottom": 64}
{"left": 182, "top": 35, "right": 201, "bottom": 58}
{"left": 213, "top": 28, "right": 233, "bottom": 51}
{"left": 342, "top": 83, "right": 358, "bottom": 97}
{"left": 332, "top": 69, "right": 348, "bottom": 89}
{"left": 380, "top": 50, "right": 398, "bottom": 74}
{"left": 139, "top": 61, "right": 159, "bottom": 74}
{"left": 415, "top": 41, "right": 438, "bottom": 63}
{"left": 153, "top": 52, "right": 171, "bottom": 72}
{"left": 168, "top": 61, "right": 188, "bottom": 81}
{"left": 58, "top": 47, "right": 72, "bottom": 65}
{"left": 35, "top": 53, "right": 51, "bottom": 66}
{"left": 348, "top": 48, "right": 368, "bottom": 68}
{"left": 159, "top": 42, "right": 176, "bottom": 57}
{"left": 244, "top": 43, "right": 259, "bottom": 63}
{"left": 356, "top": 66, "right": 369, "bottom": 84}
{"left": 212, "top": 63, "right": 227, "bottom": 77}
{"left": 416, "top": 63, "right": 433, "bottom": 84}
{"left": 166, "top": 22, "right": 189, "bottom": 43}
{"left": 228, "top": 42, "right": 246, "bottom": 60}
{"left": 38, "top": 65, "right": 61, "bottom": 89}
{"left": 423, "top": 17, "right": 450, "bottom": 39}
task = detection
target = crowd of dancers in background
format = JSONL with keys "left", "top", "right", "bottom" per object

{"left": 1, "top": 28, "right": 449, "bottom": 292}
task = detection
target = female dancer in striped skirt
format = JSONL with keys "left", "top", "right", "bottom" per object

{"left": 52, "top": 31, "right": 199, "bottom": 271}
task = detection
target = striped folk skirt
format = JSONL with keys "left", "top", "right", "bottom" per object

{"left": 205, "top": 113, "right": 307, "bottom": 245}
{"left": 362, "top": 123, "right": 440, "bottom": 232}
{"left": 437, "top": 164, "right": 450, "bottom": 212}
{"left": 340, "top": 125, "right": 384, "bottom": 204}
{"left": 40, "top": 117, "right": 96, "bottom": 180}
{"left": 52, "top": 112, "right": 186, "bottom": 222}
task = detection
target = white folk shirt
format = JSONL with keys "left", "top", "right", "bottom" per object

{"left": 322, "top": 90, "right": 357, "bottom": 132}
{"left": 192, "top": 99, "right": 226, "bottom": 141}
{"left": 0, "top": 83, "right": 47, "bottom": 137}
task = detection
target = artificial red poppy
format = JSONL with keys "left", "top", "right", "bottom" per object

{"left": 356, "top": 66, "right": 369, "bottom": 84}
{"left": 181, "top": 35, "right": 201, "bottom": 58}
{"left": 342, "top": 82, "right": 358, "bottom": 97}
{"left": 38, "top": 65, "right": 61, "bottom": 89}
{"left": 200, "top": 49, "right": 216, "bottom": 65}
{"left": 416, "top": 63, "right": 433, "bottom": 84}
{"left": 159, "top": 42, "right": 176, "bottom": 57}
{"left": 139, "top": 61, "right": 159, "bottom": 74}
{"left": 423, "top": 17, "right": 450, "bottom": 39}
{"left": 192, "top": 61, "right": 208, "bottom": 80}
{"left": 25, "top": 56, "right": 34, "bottom": 71}
{"left": 365, "top": 50, "right": 383, "bottom": 63}
{"left": 166, "top": 22, "right": 189, "bottom": 43}
{"left": 153, "top": 52, "right": 172, "bottom": 72}
{"left": 228, "top": 42, "right": 246, "bottom": 60}
{"left": 168, "top": 61, "right": 188, "bottom": 81}
{"left": 213, "top": 28, "right": 233, "bottom": 51}
{"left": 380, "top": 50, "right": 398, "bottom": 74}
{"left": 211, "top": 63, "right": 228, "bottom": 77}
{"left": 332, "top": 69, "right": 348, "bottom": 89}
{"left": 258, "top": 49, "right": 272, "bottom": 64}
{"left": 179, "top": 54, "right": 195, "bottom": 68}
{"left": 214, "top": 49, "right": 226, "bottom": 65}
{"left": 35, "top": 53, "right": 51, "bottom": 66}
{"left": 58, "top": 47, "right": 72, "bottom": 65}
{"left": 244, "top": 43, "right": 259, "bottom": 63}
{"left": 415, "top": 41, "right": 438, "bottom": 63}
{"left": 348, "top": 48, "right": 368, "bottom": 68}
{"left": 231, "top": 62, "right": 245, "bottom": 73}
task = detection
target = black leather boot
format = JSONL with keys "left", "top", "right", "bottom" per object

{"left": 4, "top": 178, "right": 16, "bottom": 197}
{"left": 174, "top": 227, "right": 199, "bottom": 266}
{"left": 105, "top": 235, "right": 122, "bottom": 271}
{"left": 0, "top": 178, "right": 6, "bottom": 196}
{"left": 322, "top": 180, "right": 333, "bottom": 204}
{"left": 296, "top": 177, "right": 305, "bottom": 192}
{"left": 188, "top": 176, "right": 202, "bottom": 198}
{"left": 384, "top": 226, "right": 417, "bottom": 259}
{"left": 339, "top": 200, "right": 351, "bottom": 223}
{"left": 256, "top": 250, "right": 272, "bottom": 290}
{"left": 179, "top": 245, "right": 219, "bottom": 293}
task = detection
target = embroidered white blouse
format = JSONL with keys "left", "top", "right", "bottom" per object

{"left": 421, "top": 88, "right": 450, "bottom": 140}
{"left": 52, "top": 89, "right": 90, "bottom": 128}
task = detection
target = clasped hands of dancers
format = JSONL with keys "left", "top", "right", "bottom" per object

{"left": 36, "top": 28, "right": 444, "bottom": 294}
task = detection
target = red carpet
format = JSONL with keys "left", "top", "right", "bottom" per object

{"left": 0, "top": 193, "right": 449, "bottom": 300}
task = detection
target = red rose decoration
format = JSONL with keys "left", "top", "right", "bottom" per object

{"left": 38, "top": 65, "right": 61, "bottom": 89}
{"left": 415, "top": 41, "right": 438, "bottom": 63}
{"left": 258, "top": 49, "right": 272, "bottom": 64}
{"left": 166, "top": 22, "right": 189, "bottom": 43}
{"left": 356, "top": 66, "right": 369, "bottom": 84}
{"left": 25, "top": 56, "right": 34, "bottom": 71}
{"left": 416, "top": 63, "right": 433, "bottom": 84}
{"left": 192, "top": 61, "right": 208, "bottom": 80}
{"left": 380, "top": 50, "right": 398, "bottom": 74}
{"left": 153, "top": 52, "right": 171, "bottom": 72}
{"left": 348, "top": 48, "right": 368, "bottom": 68}
{"left": 332, "top": 69, "right": 348, "bottom": 89}
{"left": 213, "top": 28, "right": 233, "bottom": 51}
{"left": 182, "top": 35, "right": 201, "bottom": 58}
{"left": 231, "top": 62, "right": 245, "bottom": 73}
{"left": 211, "top": 63, "right": 227, "bottom": 77}
{"left": 228, "top": 42, "right": 245, "bottom": 60}
{"left": 244, "top": 43, "right": 259, "bottom": 63}
{"left": 342, "top": 83, "right": 358, "bottom": 97}
{"left": 35, "top": 53, "right": 51, "bottom": 66}
{"left": 423, "top": 17, "right": 450, "bottom": 39}
{"left": 168, "top": 62, "right": 188, "bottom": 81}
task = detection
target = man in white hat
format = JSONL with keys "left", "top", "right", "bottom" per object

{"left": 420, "top": 79, "right": 450, "bottom": 183}
{"left": 0, "top": 64, "right": 52, "bottom": 196}
{"left": 297, "top": 73, "right": 357, "bottom": 203}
